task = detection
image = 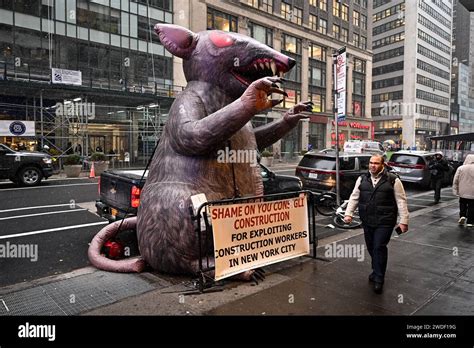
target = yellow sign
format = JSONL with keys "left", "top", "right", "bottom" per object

{"left": 209, "top": 195, "right": 309, "bottom": 281}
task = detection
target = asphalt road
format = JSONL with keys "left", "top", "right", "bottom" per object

{"left": 0, "top": 172, "right": 445, "bottom": 288}
{"left": 0, "top": 177, "right": 106, "bottom": 287}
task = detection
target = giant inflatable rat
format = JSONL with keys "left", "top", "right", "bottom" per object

{"left": 88, "top": 24, "right": 312, "bottom": 278}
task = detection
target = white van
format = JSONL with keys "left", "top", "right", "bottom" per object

{"left": 343, "top": 140, "right": 385, "bottom": 155}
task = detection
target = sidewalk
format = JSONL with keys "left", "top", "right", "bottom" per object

{"left": 1, "top": 188, "right": 472, "bottom": 316}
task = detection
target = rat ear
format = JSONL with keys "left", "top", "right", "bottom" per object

{"left": 154, "top": 24, "right": 197, "bottom": 60}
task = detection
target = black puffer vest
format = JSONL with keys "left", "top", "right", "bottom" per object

{"left": 358, "top": 170, "right": 398, "bottom": 227}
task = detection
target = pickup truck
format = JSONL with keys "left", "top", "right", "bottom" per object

{"left": 96, "top": 164, "right": 303, "bottom": 222}
{"left": 0, "top": 143, "right": 54, "bottom": 186}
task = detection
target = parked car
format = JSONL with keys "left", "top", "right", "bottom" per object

{"left": 343, "top": 140, "right": 385, "bottom": 156}
{"left": 387, "top": 151, "right": 454, "bottom": 188}
{"left": 96, "top": 164, "right": 303, "bottom": 222}
{"left": 0, "top": 143, "right": 54, "bottom": 186}
{"left": 295, "top": 152, "right": 373, "bottom": 200}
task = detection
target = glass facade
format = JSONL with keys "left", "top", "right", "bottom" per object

{"left": 0, "top": 0, "right": 175, "bottom": 163}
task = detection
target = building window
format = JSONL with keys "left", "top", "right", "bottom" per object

{"left": 318, "top": 18, "right": 327, "bottom": 34}
{"left": 333, "top": 24, "right": 340, "bottom": 40}
{"left": 309, "top": 14, "right": 318, "bottom": 31}
{"left": 353, "top": 100, "right": 364, "bottom": 117}
{"left": 309, "top": 66, "right": 326, "bottom": 87}
{"left": 134, "top": 0, "right": 172, "bottom": 11}
{"left": 282, "top": 34, "right": 301, "bottom": 83}
{"left": 309, "top": 43, "right": 327, "bottom": 61}
{"left": 341, "top": 28, "right": 348, "bottom": 42}
{"left": 353, "top": 33, "right": 359, "bottom": 47}
{"left": 360, "top": 36, "right": 367, "bottom": 50}
{"left": 353, "top": 77, "right": 365, "bottom": 95}
{"left": 282, "top": 34, "right": 301, "bottom": 54}
{"left": 77, "top": 0, "right": 120, "bottom": 34}
{"left": 319, "top": 0, "right": 327, "bottom": 11}
{"left": 360, "top": 14, "right": 367, "bottom": 30}
{"left": 353, "top": 58, "right": 366, "bottom": 73}
{"left": 283, "top": 89, "right": 301, "bottom": 109}
{"left": 309, "top": 0, "right": 317, "bottom": 6}
{"left": 207, "top": 8, "right": 238, "bottom": 32}
{"left": 247, "top": 0, "right": 273, "bottom": 13}
{"left": 293, "top": 6, "right": 303, "bottom": 25}
{"left": 341, "top": 4, "right": 349, "bottom": 21}
{"left": 309, "top": 93, "right": 326, "bottom": 113}
{"left": 14, "top": 0, "right": 40, "bottom": 16}
{"left": 138, "top": 15, "right": 160, "bottom": 41}
{"left": 281, "top": 2, "right": 302, "bottom": 25}
{"left": 248, "top": 22, "right": 273, "bottom": 47}
{"left": 333, "top": 1, "right": 340, "bottom": 17}
{"left": 353, "top": 11, "right": 360, "bottom": 27}
{"left": 281, "top": 2, "right": 292, "bottom": 21}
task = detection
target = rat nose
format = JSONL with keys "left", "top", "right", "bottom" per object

{"left": 288, "top": 57, "right": 296, "bottom": 69}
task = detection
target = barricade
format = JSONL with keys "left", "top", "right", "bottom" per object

{"left": 189, "top": 190, "right": 319, "bottom": 293}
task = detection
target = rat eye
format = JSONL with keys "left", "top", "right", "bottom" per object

{"left": 209, "top": 31, "right": 235, "bottom": 48}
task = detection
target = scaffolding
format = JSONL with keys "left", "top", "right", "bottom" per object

{"left": 137, "top": 105, "right": 165, "bottom": 163}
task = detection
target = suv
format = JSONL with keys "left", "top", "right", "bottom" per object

{"left": 0, "top": 144, "right": 54, "bottom": 186}
{"left": 344, "top": 140, "right": 385, "bottom": 156}
{"left": 387, "top": 151, "right": 454, "bottom": 188}
{"left": 295, "top": 152, "right": 372, "bottom": 200}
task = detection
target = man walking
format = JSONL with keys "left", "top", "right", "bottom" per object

{"left": 452, "top": 154, "right": 474, "bottom": 227}
{"left": 344, "top": 154, "right": 409, "bottom": 294}
{"left": 429, "top": 152, "right": 449, "bottom": 204}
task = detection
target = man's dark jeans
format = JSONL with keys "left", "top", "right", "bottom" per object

{"left": 363, "top": 225, "right": 394, "bottom": 284}
{"left": 432, "top": 178, "right": 443, "bottom": 202}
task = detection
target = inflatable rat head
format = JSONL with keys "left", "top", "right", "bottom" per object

{"left": 155, "top": 24, "right": 295, "bottom": 99}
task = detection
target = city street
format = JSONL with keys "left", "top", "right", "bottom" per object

{"left": 0, "top": 177, "right": 107, "bottom": 287}
{"left": 0, "top": 169, "right": 450, "bottom": 288}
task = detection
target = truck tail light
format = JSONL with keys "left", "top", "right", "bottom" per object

{"left": 131, "top": 185, "right": 141, "bottom": 208}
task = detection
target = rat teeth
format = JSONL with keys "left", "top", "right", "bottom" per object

{"left": 265, "top": 61, "right": 271, "bottom": 70}
{"left": 271, "top": 61, "right": 277, "bottom": 75}
{"left": 279, "top": 71, "right": 284, "bottom": 77}
{"left": 259, "top": 63, "right": 265, "bottom": 70}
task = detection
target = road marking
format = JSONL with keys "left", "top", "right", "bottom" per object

{"left": 0, "top": 203, "right": 74, "bottom": 213}
{"left": 0, "top": 209, "right": 87, "bottom": 221}
{"left": 1, "top": 299, "right": 9, "bottom": 312}
{"left": 0, "top": 177, "right": 94, "bottom": 185}
{"left": 0, "top": 221, "right": 109, "bottom": 240}
{"left": 0, "top": 182, "right": 97, "bottom": 191}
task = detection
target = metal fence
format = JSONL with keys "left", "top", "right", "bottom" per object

{"left": 189, "top": 190, "right": 320, "bottom": 293}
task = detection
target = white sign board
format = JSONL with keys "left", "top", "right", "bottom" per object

{"left": 336, "top": 50, "right": 347, "bottom": 121}
{"left": 51, "top": 68, "right": 82, "bottom": 86}
{"left": 0, "top": 121, "right": 35, "bottom": 137}
{"left": 210, "top": 195, "right": 310, "bottom": 281}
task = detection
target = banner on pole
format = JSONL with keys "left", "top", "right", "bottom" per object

{"left": 335, "top": 48, "right": 347, "bottom": 121}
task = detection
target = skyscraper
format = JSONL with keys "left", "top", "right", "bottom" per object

{"left": 372, "top": 0, "right": 453, "bottom": 149}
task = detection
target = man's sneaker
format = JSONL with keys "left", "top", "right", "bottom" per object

{"left": 459, "top": 217, "right": 466, "bottom": 225}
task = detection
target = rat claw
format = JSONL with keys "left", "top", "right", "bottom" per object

{"left": 255, "top": 271, "right": 265, "bottom": 282}
{"left": 251, "top": 274, "right": 259, "bottom": 285}
{"left": 257, "top": 268, "right": 265, "bottom": 274}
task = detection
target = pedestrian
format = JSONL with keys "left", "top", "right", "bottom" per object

{"left": 452, "top": 154, "right": 474, "bottom": 227}
{"left": 344, "top": 154, "right": 409, "bottom": 294}
{"left": 428, "top": 152, "right": 449, "bottom": 204}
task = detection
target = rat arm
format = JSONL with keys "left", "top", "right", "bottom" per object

{"left": 169, "top": 77, "right": 285, "bottom": 155}
{"left": 254, "top": 101, "right": 313, "bottom": 150}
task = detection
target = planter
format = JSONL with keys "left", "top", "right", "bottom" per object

{"left": 64, "top": 165, "right": 82, "bottom": 178}
{"left": 260, "top": 157, "right": 274, "bottom": 167}
{"left": 92, "top": 161, "right": 109, "bottom": 176}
